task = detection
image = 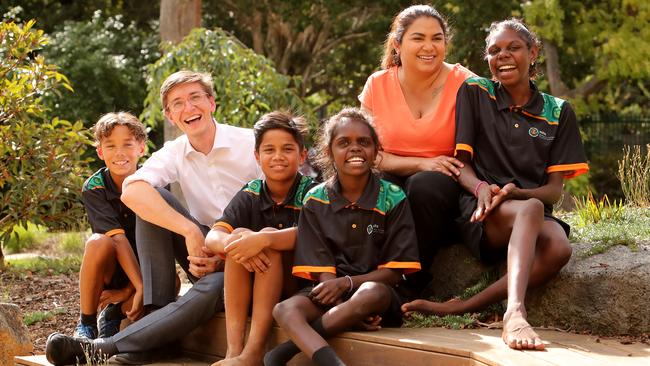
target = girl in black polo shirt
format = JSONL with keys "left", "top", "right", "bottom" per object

{"left": 265, "top": 108, "right": 420, "bottom": 366}
{"left": 401, "top": 19, "right": 588, "bottom": 351}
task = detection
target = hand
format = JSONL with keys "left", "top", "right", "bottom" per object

{"left": 239, "top": 251, "right": 272, "bottom": 273}
{"left": 308, "top": 277, "right": 350, "bottom": 306}
{"left": 471, "top": 183, "right": 501, "bottom": 222}
{"left": 225, "top": 231, "right": 268, "bottom": 262}
{"left": 354, "top": 315, "right": 382, "bottom": 331}
{"left": 188, "top": 247, "right": 224, "bottom": 278}
{"left": 489, "top": 182, "right": 517, "bottom": 209}
{"left": 185, "top": 226, "right": 207, "bottom": 259}
{"left": 126, "top": 287, "right": 143, "bottom": 321}
{"left": 98, "top": 288, "right": 131, "bottom": 311}
{"left": 418, "top": 156, "right": 464, "bottom": 178}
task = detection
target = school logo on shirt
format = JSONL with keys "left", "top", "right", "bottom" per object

{"left": 367, "top": 224, "right": 384, "bottom": 235}
{"left": 528, "top": 127, "right": 554, "bottom": 141}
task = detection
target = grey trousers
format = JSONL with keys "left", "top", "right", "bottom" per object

{"left": 111, "top": 188, "right": 224, "bottom": 352}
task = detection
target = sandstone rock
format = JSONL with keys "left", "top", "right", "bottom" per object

{"left": 0, "top": 302, "right": 33, "bottom": 365}
{"left": 527, "top": 243, "right": 650, "bottom": 335}
{"left": 425, "top": 242, "right": 650, "bottom": 336}
{"left": 426, "top": 244, "right": 494, "bottom": 300}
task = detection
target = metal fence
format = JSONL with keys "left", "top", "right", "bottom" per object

{"left": 579, "top": 114, "right": 650, "bottom": 159}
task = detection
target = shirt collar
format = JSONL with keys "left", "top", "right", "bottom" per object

{"left": 328, "top": 174, "right": 380, "bottom": 213}
{"left": 259, "top": 173, "right": 304, "bottom": 211}
{"left": 102, "top": 168, "right": 121, "bottom": 200}
{"left": 184, "top": 119, "right": 230, "bottom": 157}
{"left": 495, "top": 80, "right": 543, "bottom": 115}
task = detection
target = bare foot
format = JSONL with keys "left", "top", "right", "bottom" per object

{"left": 213, "top": 354, "right": 263, "bottom": 366}
{"left": 401, "top": 298, "right": 464, "bottom": 316}
{"left": 502, "top": 309, "right": 545, "bottom": 351}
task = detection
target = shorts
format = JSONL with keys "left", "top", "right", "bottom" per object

{"left": 297, "top": 281, "right": 406, "bottom": 327}
{"left": 455, "top": 191, "right": 570, "bottom": 264}
{"left": 107, "top": 265, "right": 130, "bottom": 290}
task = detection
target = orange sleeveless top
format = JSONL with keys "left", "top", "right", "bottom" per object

{"left": 359, "top": 64, "right": 475, "bottom": 158}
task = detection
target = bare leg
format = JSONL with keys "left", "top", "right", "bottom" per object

{"left": 403, "top": 200, "right": 571, "bottom": 350}
{"left": 272, "top": 296, "right": 326, "bottom": 359}
{"left": 217, "top": 249, "right": 283, "bottom": 366}
{"left": 217, "top": 254, "right": 253, "bottom": 362}
{"left": 402, "top": 217, "right": 571, "bottom": 319}
{"left": 274, "top": 282, "right": 392, "bottom": 359}
{"left": 79, "top": 234, "right": 117, "bottom": 315}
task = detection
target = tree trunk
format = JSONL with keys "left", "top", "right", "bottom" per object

{"left": 159, "top": 0, "right": 201, "bottom": 205}
{"left": 543, "top": 38, "right": 607, "bottom": 100}
{"left": 0, "top": 246, "right": 4, "bottom": 271}
{"left": 160, "top": 0, "right": 202, "bottom": 142}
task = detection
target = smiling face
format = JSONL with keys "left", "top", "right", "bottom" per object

{"left": 486, "top": 27, "right": 538, "bottom": 88}
{"left": 395, "top": 16, "right": 446, "bottom": 75}
{"left": 329, "top": 118, "right": 378, "bottom": 181}
{"left": 163, "top": 81, "right": 216, "bottom": 141}
{"left": 255, "top": 129, "right": 306, "bottom": 186}
{"left": 97, "top": 125, "right": 145, "bottom": 183}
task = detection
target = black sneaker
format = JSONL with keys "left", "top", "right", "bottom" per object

{"left": 45, "top": 332, "right": 89, "bottom": 365}
{"left": 98, "top": 303, "right": 124, "bottom": 338}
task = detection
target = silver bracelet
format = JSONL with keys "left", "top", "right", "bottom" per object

{"left": 344, "top": 275, "right": 354, "bottom": 294}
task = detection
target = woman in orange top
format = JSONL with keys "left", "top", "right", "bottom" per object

{"left": 359, "top": 4, "right": 475, "bottom": 293}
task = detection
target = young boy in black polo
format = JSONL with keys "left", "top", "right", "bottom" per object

{"left": 204, "top": 111, "right": 315, "bottom": 366}
{"left": 76, "top": 112, "right": 146, "bottom": 339}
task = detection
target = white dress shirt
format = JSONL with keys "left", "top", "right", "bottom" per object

{"left": 123, "top": 120, "right": 262, "bottom": 227}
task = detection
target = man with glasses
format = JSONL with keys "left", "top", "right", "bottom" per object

{"left": 46, "top": 70, "right": 262, "bottom": 365}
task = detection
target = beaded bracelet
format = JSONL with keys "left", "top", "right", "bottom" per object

{"left": 474, "top": 180, "right": 488, "bottom": 198}
{"left": 344, "top": 275, "right": 354, "bottom": 294}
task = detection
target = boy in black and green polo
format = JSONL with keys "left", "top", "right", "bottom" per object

{"left": 205, "top": 112, "right": 315, "bottom": 365}
{"left": 77, "top": 112, "right": 147, "bottom": 339}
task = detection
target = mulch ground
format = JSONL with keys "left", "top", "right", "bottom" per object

{"left": 1, "top": 269, "right": 79, "bottom": 353}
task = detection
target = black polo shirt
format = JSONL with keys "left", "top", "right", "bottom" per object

{"left": 213, "top": 173, "right": 316, "bottom": 233}
{"left": 82, "top": 167, "right": 137, "bottom": 248}
{"left": 455, "top": 77, "right": 588, "bottom": 211}
{"left": 292, "top": 174, "right": 421, "bottom": 281}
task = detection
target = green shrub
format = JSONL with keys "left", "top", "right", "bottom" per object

{"left": 24, "top": 307, "right": 66, "bottom": 326}
{"left": 3, "top": 222, "right": 47, "bottom": 254}
{"left": 5, "top": 256, "right": 82, "bottom": 275}
{"left": 42, "top": 11, "right": 160, "bottom": 129}
{"left": 617, "top": 144, "right": 650, "bottom": 207}
{"left": 0, "top": 20, "right": 92, "bottom": 267}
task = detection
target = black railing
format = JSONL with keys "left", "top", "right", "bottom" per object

{"left": 579, "top": 114, "right": 650, "bottom": 158}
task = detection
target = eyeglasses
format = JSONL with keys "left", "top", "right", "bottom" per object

{"left": 167, "top": 92, "right": 210, "bottom": 113}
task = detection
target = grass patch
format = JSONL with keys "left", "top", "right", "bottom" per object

{"left": 404, "top": 312, "right": 478, "bottom": 329}
{"left": 562, "top": 206, "right": 650, "bottom": 256}
{"left": 4, "top": 256, "right": 82, "bottom": 275}
{"left": 58, "top": 232, "right": 86, "bottom": 256}
{"left": 23, "top": 307, "right": 66, "bottom": 326}
{"left": 403, "top": 269, "right": 503, "bottom": 329}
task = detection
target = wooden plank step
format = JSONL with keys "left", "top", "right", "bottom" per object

{"left": 182, "top": 313, "right": 650, "bottom": 366}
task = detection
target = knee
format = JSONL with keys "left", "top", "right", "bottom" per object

{"left": 548, "top": 235, "right": 572, "bottom": 269}
{"left": 349, "top": 282, "right": 390, "bottom": 315}
{"left": 84, "top": 234, "right": 114, "bottom": 256}
{"left": 272, "top": 299, "right": 291, "bottom": 325}
{"left": 518, "top": 198, "right": 545, "bottom": 219}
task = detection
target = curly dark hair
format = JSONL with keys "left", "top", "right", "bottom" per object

{"left": 314, "top": 107, "right": 381, "bottom": 182}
